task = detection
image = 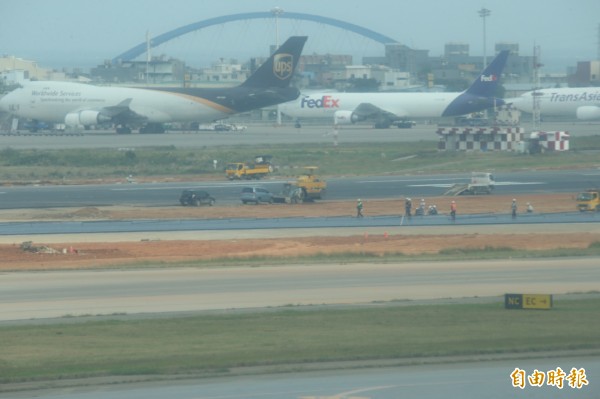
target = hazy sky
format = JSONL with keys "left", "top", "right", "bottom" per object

{"left": 1, "top": 0, "right": 598, "bottom": 73}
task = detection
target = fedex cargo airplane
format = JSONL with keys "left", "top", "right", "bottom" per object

{"left": 0, "top": 36, "right": 307, "bottom": 133}
{"left": 278, "top": 50, "right": 509, "bottom": 128}
{"left": 510, "top": 87, "right": 600, "bottom": 121}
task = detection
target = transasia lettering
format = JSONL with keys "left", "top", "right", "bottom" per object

{"left": 549, "top": 92, "right": 600, "bottom": 102}
{"left": 300, "top": 95, "right": 340, "bottom": 109}
{"left": 30, "top": 90, "right": 82, "bottom": 97}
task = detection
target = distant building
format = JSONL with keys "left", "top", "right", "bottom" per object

{"left": 299, "top": 54, "right": 353, "bottom": 87}
{"left": 568, "top": 60, "right": 600, "bottom": 86}
{"left": 193, "top": 59, "right": 245, "bottom": 85}
{"left": 384, "top": 43, "right": 430, "bottom": 78}
{"left": 0, "top": 56, "right": 68, "bottom": 83}
{"left": 374, "top": 67, "right": 410, "bottom": 91}
{"left": 91, "top": 56, "right": 185, "bottom": 84}
{"left": 495, "top": 42, "right": 519, "bottom": 55}
{"left": 444, "top": 43, "right": 469, "bottom": 57}
{"left": 4, "top": 38, "right": 581, "bottom": 93}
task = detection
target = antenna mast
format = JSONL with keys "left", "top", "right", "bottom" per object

{"left": 532, "top": 45, "right": 542, "bottom": 131}
{"left": 597, "top": 23, "right": 600, "bottom": 60}
{"left": 146, "top": 31, "right": 151, "bottom": 85}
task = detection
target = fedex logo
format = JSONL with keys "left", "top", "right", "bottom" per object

{"left": 480, "top": 74, "right": 497, "bottom": 82}
{"left": 300, "top": 95, "right": 340, "bottom": 109}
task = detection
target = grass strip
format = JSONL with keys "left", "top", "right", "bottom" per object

{"left": 1, "top": 298, "right": 599, "bottom": 383}
{"left": 2, "top": 137, "right": 600, "bottom": 181}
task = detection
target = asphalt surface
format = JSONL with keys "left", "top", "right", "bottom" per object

{"left": 8, "top": 355, "right": 597, "bottom": 399}
{"left": 1, "top": 169, "right": 599, "bottom": 209}
{"left": 3, "top": 258, "right": 599, "bottom": 321}
{"left": 1, "top": 210, "right": 600, "bottom": 236}
{"left": 0, "top": 120, "right": 599, "bottom": 150}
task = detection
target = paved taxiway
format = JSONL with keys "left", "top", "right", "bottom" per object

{"left": 2, "top": 258, "right": 599, "bottom": 322}
{"left": 1, "top": 211, "right": 599, "bottom": 237}
{"left": 0, "top": 121, "right": 598, "bottom": 150}
{"left": 13, "top": 356, "right": 597, "bottom": 399}
{"left": 0, "top": 169, "right": 598, "bottom": 209}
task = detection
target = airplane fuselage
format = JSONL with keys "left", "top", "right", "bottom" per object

{"left": 512, "top": 88, "right": 600, "bottom": 119}
{"left": 1, "top": 81, "right": 275, "bottom": 124}
{"left": 279, "top": 91, "right": 499, "bottom": 120}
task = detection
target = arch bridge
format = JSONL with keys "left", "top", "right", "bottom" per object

{"left": 112, "top": 11, "right": 399, "bottom": 64}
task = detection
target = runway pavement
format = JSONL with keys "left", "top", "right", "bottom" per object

{"left": 1, "top": 121, "right": 599, "bottom": 149}
{"left": 12, "top": 355, "right": 596, "bottom": 399}
{"left": 2, "top": 257, "right": 599, "bottom": 322}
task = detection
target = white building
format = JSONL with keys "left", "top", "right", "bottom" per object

{"left": 0, "top": 56, "right": 68, "bottom": 84}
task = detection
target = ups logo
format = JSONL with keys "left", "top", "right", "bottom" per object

{"left": 273, "top": 53, "right": 293, "bottom": 80}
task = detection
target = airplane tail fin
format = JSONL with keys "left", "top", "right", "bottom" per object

{"left": 464, "top": 50, "right": 510, "bottom": 97}
{"left": 241, "top": 36, "right": 307, "bottom": 88}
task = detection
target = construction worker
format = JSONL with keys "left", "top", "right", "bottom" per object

{"left": 405, "top": 197, "right": 412, "bottom": 217}
{"left": 450, "top": 200, "right": 457, "bottom": 221}
{"left": 511, "top": 199, "right": 518, "bottom": 219}
{"left": 416, "top": 198, "right": 426, "bottom": 216}
{"left": 526, "top": 202, "right": 534, "bottom": 213}
{"left": 356, "top": 198, "right": 364, "bottom": 218}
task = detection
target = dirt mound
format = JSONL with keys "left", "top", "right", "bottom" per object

{"left": 68, "top": 207, "right": 108, "bottom": 218}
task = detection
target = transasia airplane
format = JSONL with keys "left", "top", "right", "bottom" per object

{"left": 509, "top": 87, "right": 600, "bottom": 121}
{"left": 278, "top": 50, "right": 509, "bottom": 128}
{"left": 0, "top": 36, "right": 307, "bottom": 133}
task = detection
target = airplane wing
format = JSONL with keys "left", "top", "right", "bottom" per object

{"left": 100, "top": 99, "right": 148, "bottom": 125}
{"left": 334, "top": 102, "right": 410, "bottom": 128}
{"left": 352, "top": 102, "right": 407, "bottom": 120}
{"left": 65, "top": 98, "right": 147, "bottom": 127}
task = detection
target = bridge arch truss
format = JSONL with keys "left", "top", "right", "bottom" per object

{"left": 112, "top": 11, "right": 398, "bottom": 63}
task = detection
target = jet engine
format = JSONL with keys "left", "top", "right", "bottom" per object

{"left": 576, "top": 106, "right": 600, "bottom": 121}
{"left": 65, "top": 110, "right": 111, "bottom": 126}
{"left": 333, "top": 110, "right": 363, "bottom": 125}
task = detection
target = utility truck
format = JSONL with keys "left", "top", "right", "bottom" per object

{"left": 225, "top": 155, "right": 273, "bottom": 180}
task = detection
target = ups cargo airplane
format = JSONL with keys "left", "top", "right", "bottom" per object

{"left": 278, "top": 50, "right": 510, "bottom": 128}
{"left": 0, "top": 36, "right": 307, "bottom": 133}
{"left": 509, "top": 87, "right": 600, "bottom": 121}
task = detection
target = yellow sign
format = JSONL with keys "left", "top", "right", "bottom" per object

{"left": 522, "top": 294, "right": 552, "bottom": 309}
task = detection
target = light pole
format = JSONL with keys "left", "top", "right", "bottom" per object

{"left": 270, "top": 7, "right": 284, "bottom": 49}
{"left": 271, "top": 7, "right": 284, "bottom": 125}
{"left": 478, "top": 8, "right": 491, "bottom": 68}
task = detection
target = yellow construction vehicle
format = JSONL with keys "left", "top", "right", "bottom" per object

{"left": 272, "top": 166, "right": 327, "bottom": 203}
{"left": 576, "top": 189, "right": 600, "bottom": 212}
{"left": 296, "top": 166, "right": 327, "bottom": 201}
{"left": 225, "top": 155, "right": 273, "bottom": 180}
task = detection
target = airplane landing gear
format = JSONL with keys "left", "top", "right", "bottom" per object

{"left": 139, "top": 123, "right": 165, "bottom": 134}
{"left": 116, "top": 125, "right": 132, "bottom": 134}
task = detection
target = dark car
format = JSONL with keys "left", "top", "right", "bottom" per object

{"left": 241, "top": 186, "right": 273, "bottom": 204}
{"left": 179, "top": 190, "right": 216, "bottom": 206}
{"left": 213, "top": 123, "right": 233, "bottom": 131}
